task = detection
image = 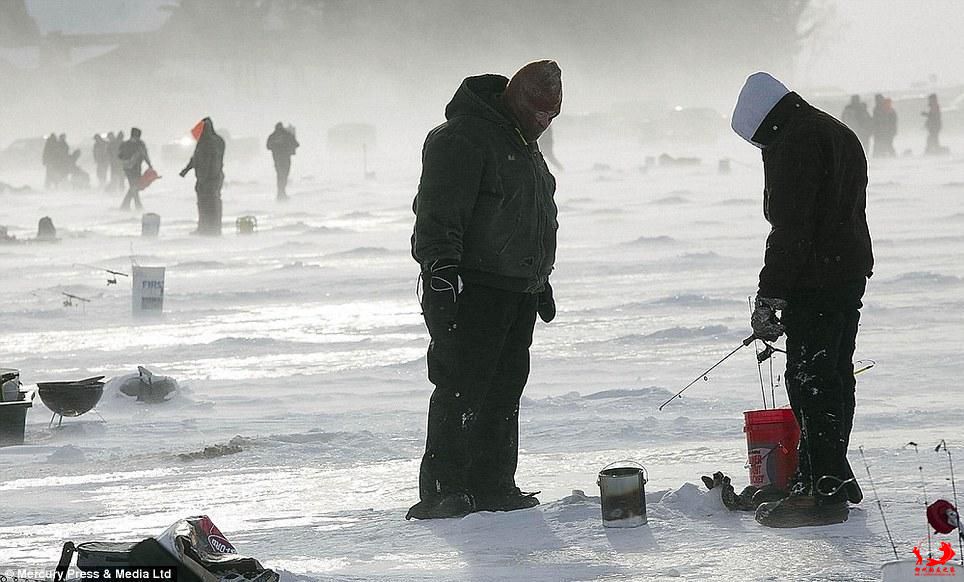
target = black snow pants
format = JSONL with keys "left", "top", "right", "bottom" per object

{"left": 195, "top": 178, "right": 223, "bottom": 235}
{"left": 783, "top": 278, "right": 866, "bottom": 501}
{"left": 273, "top": 154, "right": 291, "bottom": 199}
{"left": 122, "top": 168, "right": 143, "bottom": 210}
{"left": 418, "top": 282, "right": 538, "bottom": 503}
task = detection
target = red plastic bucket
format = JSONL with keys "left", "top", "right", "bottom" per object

{"left": 744, "top": 408, "right": 800, "bottom": 489}
{"left": 137, "top": 168, "right": 160, "bottom": 191}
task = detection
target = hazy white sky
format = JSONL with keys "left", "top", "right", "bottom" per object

{"left": 799, "top": 0, "right": 964, "bottom": 92}
{"left": 22, "top": 0, "right": 964, "bottom": 96}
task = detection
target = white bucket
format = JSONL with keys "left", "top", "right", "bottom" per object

{"left": 142, "top": 213, "right": 161, "bottom": 237}
{"left": 132, "top": 266, "right": 165, "bottom": 315}
{"left": 597, "top": 460, "right": 648, "bottom": 528}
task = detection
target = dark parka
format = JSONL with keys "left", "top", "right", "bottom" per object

{"left": 183, "top": 122, "right": 225, "bottom": 189}
{"left": 266, "top": 127, "right": 299, "bottom": 158}
{"left": 412, "top": 75, "right": 557, "bottom": 293}
{"left": 752, "top": 93, "right": 874, "bottom": 300}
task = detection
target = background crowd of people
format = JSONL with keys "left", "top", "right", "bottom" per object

{"left": 840, "top": 91, "right": 947, "bottom": 157}
{"left": 34, "top": 122, "right": 300, "bottom": 235}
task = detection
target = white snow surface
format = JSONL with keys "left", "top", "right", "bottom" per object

{"left": 1, "top": 137, "right": 963, "bottom": 582}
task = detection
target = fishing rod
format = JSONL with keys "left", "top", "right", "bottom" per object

{"left": 860, "top": 446, "right": 900, "bottom": 560}
{"left": 906, "top": 441, "right": 932, "bottom": 557}
{"left": 658, "top": 333, "right": 757, "bottom": 411}
{"left": 76, "top": 263, "right": 130, "bottom": 286}
{"left": 855, "top": 359, "right": 876, "bottom": 376}
{"left": 935, "top": 440, "right": 964, "bottom": 565}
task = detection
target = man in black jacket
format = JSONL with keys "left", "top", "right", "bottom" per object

{"left": 266, "top": 122, "right": 299, "bottom": 200}
{"left": 732, "top": 72, "right": 874, "bottom": 527}
{"left": 118, "top": 128, "right": 153, "bottom": 211}
{"left": 406, "top": 61, "right": 562, "bottom": 520}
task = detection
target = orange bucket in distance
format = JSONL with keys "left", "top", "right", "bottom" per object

{"left": 743, "top": 408, "right": 800, "bottom": 489}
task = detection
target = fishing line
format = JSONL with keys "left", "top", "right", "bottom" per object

{"left": 748, "top": 296, "right": 767, "bottom": 409}
{"left": 768, "top": 350, "right": 776, "bottom": 409}
{"left": 815, "top": 474, "right": 858, "bottom": 498}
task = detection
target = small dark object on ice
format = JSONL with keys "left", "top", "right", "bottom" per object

{"left": 37, "top": 216, "right": 57, "bottom": 241}
{"left": 702, "top": 471, "right": 788, "bottom": 511}
{"left": 658, "top": 153, "right": 701, "bottom": 167}
{"left": 177, "top": 436, "right": 245, "bottom": 461}
{"left": 118, "top": 366, "right": 177, "bottom": 402}
{"left": 755, "top": 495, "right": 848, "bottom": 528}
{"left": 405, "top": 493, "right": 475, "bottom": 520}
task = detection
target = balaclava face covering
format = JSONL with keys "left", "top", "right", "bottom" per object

{"left": 731, "top": 72, "right": 790, "bottom": 148}
{"left": 503, "top": 60, "right": 563, "bottom": 142}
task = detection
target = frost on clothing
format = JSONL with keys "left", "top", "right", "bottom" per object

{"left": 753, "top": 93, "right": 874, "bottom": 300}
{"left": 732, "top": 73, "right": 873, "bottom": 513}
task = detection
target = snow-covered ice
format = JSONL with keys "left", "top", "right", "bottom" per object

{"left": 1, "top": 135, "right": 962, "bottom": 581}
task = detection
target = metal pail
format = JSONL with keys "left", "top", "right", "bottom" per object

{"left": 597, "top": 460, "right": 648, "bottom": 527}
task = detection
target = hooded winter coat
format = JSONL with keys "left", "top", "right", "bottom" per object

{"left": 750, "top": 93, "right": 874, "bottom": 299}
{"left": 412, "top": 75, "right": 557, "bottom": 293}
{"left": 183, "top": 120, "right": 225, "bottom": 189}
{"left": 266, "top": 126, "right": 299, "bottom": 158}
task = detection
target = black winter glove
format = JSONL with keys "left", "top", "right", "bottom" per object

{"left": 751, "top": 296, "right": 787, "bottom": 342}
{"left": 537, "top": 281, "right": 556, "bottom": 323}
{"left": 701, "top": 471, "right": 759, "bottom": 511}
{"left": 420, "top": 259, "right": 460, "bottom": 338}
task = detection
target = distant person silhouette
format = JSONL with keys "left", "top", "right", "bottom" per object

{"left": 118, "top": 127, "right": 153, "bottom": 210}
{"left": 109, "top": 131, "right": 126, "bottom": 192}
{"left": 266, "top": 122, "right": 299, "bottom": 200}
{"left": 42, "top": 133, "right": 58, "bottom": 189}
{"left": 841, "top": 95, "right": 872, "bottom": 151}
{"left": 48, "top": 134, "right": 70, "bottom": 187}
{"left": 872, "top": 95, "right": 898, "bottom": 158}
{"left": 93, "top": 134, "right": 110, "bottom": 187}
{"left": 923, "top": 93, "right": 944, "bottom": 155}
{"left": 180, "top": 117, "right": 226, "bottom": 236}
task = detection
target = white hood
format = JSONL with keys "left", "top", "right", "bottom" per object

{"left": 731, "top": 72, "right": 790, "bottom": 148}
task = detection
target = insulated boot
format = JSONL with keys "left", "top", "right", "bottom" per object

{"left": 405, "top": 493, "right": 475, "bottom": 520}
{"left": 474, "top": 488, "right": 541, "bottom": 512}
{"left": 750, "top": 484, "right": 790, "bottom": 507}
{"left": 755, "top": 495, "right": 848, "bottom": 528}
